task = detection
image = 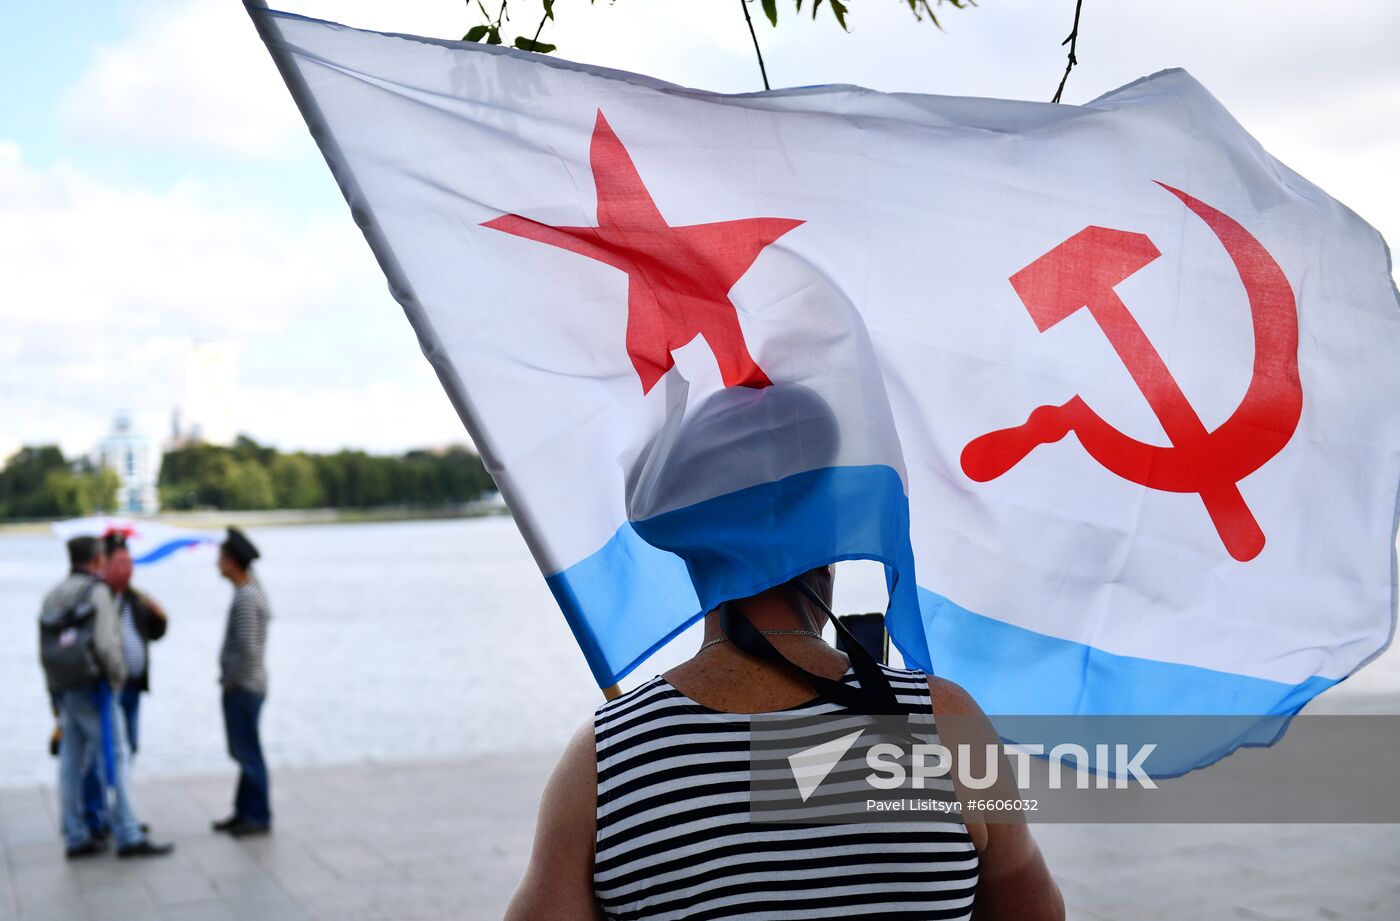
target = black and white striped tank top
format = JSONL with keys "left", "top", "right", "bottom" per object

{"left": 594, "top": 664, "right": 979, "bottom": 920}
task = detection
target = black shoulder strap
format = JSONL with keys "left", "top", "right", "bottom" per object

{"left": 718, "top": 580, "right": 903, "bottom": 716}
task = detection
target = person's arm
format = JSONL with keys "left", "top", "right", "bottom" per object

{"left": 134, "top": 590, "right": 168, "bottom": 642}
{"left": 504, "top": 718, "right": 605, "bottom": 921}
{"left": 929, "top": 677, "right": 1064, "bottom": 921}
{"left": 91, "top": 584, "right": 127, "bottom": 689}
{"left": 220, "top": 597, "right": 245, "bottom": 688}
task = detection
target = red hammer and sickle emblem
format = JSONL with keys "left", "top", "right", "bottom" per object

{"left": 960, "top": 183, "right": 1302, "bottom": 562}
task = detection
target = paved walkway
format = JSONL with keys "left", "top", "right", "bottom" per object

{"left": 0, "top": 755, "right": 552, "bottom": 921}
{"left": 2, "top": 754, "right": 1397, "bottom": 920}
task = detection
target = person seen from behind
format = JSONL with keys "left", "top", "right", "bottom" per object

{"left": 505, "top": 566, "right": 1063, "bottom": 920}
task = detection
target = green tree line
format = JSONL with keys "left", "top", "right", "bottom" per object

{"left": 0, "top": 438, "right": 496, "bottom": 520}
{"left": 0, "top": 446, "right": 120, "bottom": 521}
{"left": 158, "top": 436, "right": 496, "bottom": 511}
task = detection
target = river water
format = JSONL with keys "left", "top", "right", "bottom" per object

{"left": 0, "top": 516, "right": 898, "bottom": 787}
{"left": 2, "top": 517, "right": 1395, "bottom": 787}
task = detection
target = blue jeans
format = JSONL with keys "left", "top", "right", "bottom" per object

{"left": 57, "top": 686, "right": 142, "bottom": 849}
{"left": 82, "top": 684, "right": 140, "bottom": 834}
{"left": 222, "top": 689, "right": 271, "bottom": 825}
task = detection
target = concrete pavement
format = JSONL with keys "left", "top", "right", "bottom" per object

{"left": 3, "top": 753, "right": 1397, "bottom": 920}
{"left": 0, "top": 755, "right": 551, "bottom": 921}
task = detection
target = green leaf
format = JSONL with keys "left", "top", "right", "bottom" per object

{"left": 513, "top": 35, "right": 557, "bottom": 53}
{"left": 829, "top": 0, "right": 848, "bottom": 29}
{"left": 543, "top": 0, "right": 554, "bottom": 19}
{"left": 487, "top": 25, "right": 502, "bottom": 45}
{"left": 812, "top": 0, "right": 823, "bottom": 20}
{"left": 761, "top": 0, "right": 777, "bottom": 27}
{"left": 464, "top": 24, "right": 490, "bottom": 42}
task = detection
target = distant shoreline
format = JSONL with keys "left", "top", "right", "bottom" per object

{"left": 0, "top": 502, "right": 511, "bottom": 535}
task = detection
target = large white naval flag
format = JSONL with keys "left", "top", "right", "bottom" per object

{"left": 249, "top": 7, "right": 1400, "bottom": 764}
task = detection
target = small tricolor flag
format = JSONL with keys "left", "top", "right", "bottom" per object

{"left": 52, "top": 517, "right": 217, "bottom": 566}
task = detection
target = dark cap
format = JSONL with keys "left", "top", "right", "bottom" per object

{"left": 102, "top": 530, "right": 128, "bottom": 556}
{"left": 222, "top": 527, "right": 260, "bottom": 568}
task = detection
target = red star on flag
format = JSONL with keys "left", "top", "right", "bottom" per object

{"left": 484, "top": 111, "right": 803, "bottom": 394}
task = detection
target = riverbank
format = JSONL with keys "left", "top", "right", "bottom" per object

{"left": 0, "top": 502, "right": 509, "bottom": 535}
{"left": 3, "top": 753, "right": 1396, "bottom": 921}
{"left": 0, "top": 517, "right": 602, "bottom": 790}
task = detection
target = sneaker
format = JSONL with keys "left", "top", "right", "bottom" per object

{"left": 116, "top": 839, "right": 174, "bottom": 858}
{"left": 65, "top": 839, "right": 106, "bottom": 859}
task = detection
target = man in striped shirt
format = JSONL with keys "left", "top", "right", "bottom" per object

{"left": 212, "top": 527, "right": 273, "bottom": 837}
{"left": 505, "top": 567, "right": 1063, "bottom": 920}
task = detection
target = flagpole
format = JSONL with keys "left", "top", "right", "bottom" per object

{"left": 243, "top": 1, "right": 614, "bottom": 699}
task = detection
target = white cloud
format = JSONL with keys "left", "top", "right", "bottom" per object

{"left": 0, "top": 143, "right": 465, "bottom": 456}
{"left": 58, "top": 0, "right": 476, "bottom": 161}
{"left": 61, "top": 1, "right": 306, "bottom": 160}
{"left": 0, "top": 144, "right": 353, "bottom": 335}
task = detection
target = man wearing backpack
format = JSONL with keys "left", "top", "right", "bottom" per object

{"left": 39, "top": 536, "right": 172, "bottom": 859}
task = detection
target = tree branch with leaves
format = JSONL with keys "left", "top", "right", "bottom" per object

{"left": 461, "top": 1, "right": 976, "bottom": 62}
{"left": 459, "top": 1, "right": 1087, "bottom": 103}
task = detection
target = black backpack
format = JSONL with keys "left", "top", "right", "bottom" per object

{"left": 39, "top": 577, "right": 104, "bottom": 691}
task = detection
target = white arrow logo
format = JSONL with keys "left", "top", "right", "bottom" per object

{"left": 787, "top": 729, "right": 866, "bottom": 802}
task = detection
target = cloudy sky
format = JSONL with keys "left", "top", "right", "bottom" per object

{"left": 3, "top": 0, "right": 1397, "bottom": 459}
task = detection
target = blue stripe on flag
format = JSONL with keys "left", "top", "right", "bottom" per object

{"left": 920, "top": 586, "right": 1339, "bottom": 773}
{"left": 546, "top": 469, "right": 1339, "bottom": 771}
{"left": 547, "top": 464, "right": 927, "bottom": 687}
{"left": 543, "top": 467, "right": 1332, "bottom": 767}
{"left": 918, "top": 587, "right": 1337, "bottom": 717}
{"left": 132, "top": 538, "right": 205, "bottom": 565}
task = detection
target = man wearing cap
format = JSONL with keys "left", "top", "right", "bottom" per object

{"left": 212, "top": 527, "right": 273, "bottom": 836}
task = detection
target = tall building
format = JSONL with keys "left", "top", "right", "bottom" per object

{"left": 170, "top": 340, "right": 237, "bottom": 446}
{"left": 95, "top": 412, "right": 160, "bottom": 514}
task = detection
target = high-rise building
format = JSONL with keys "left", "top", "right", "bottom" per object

{"left": 170, "top": 340, "right": 237, "bottom": 446}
